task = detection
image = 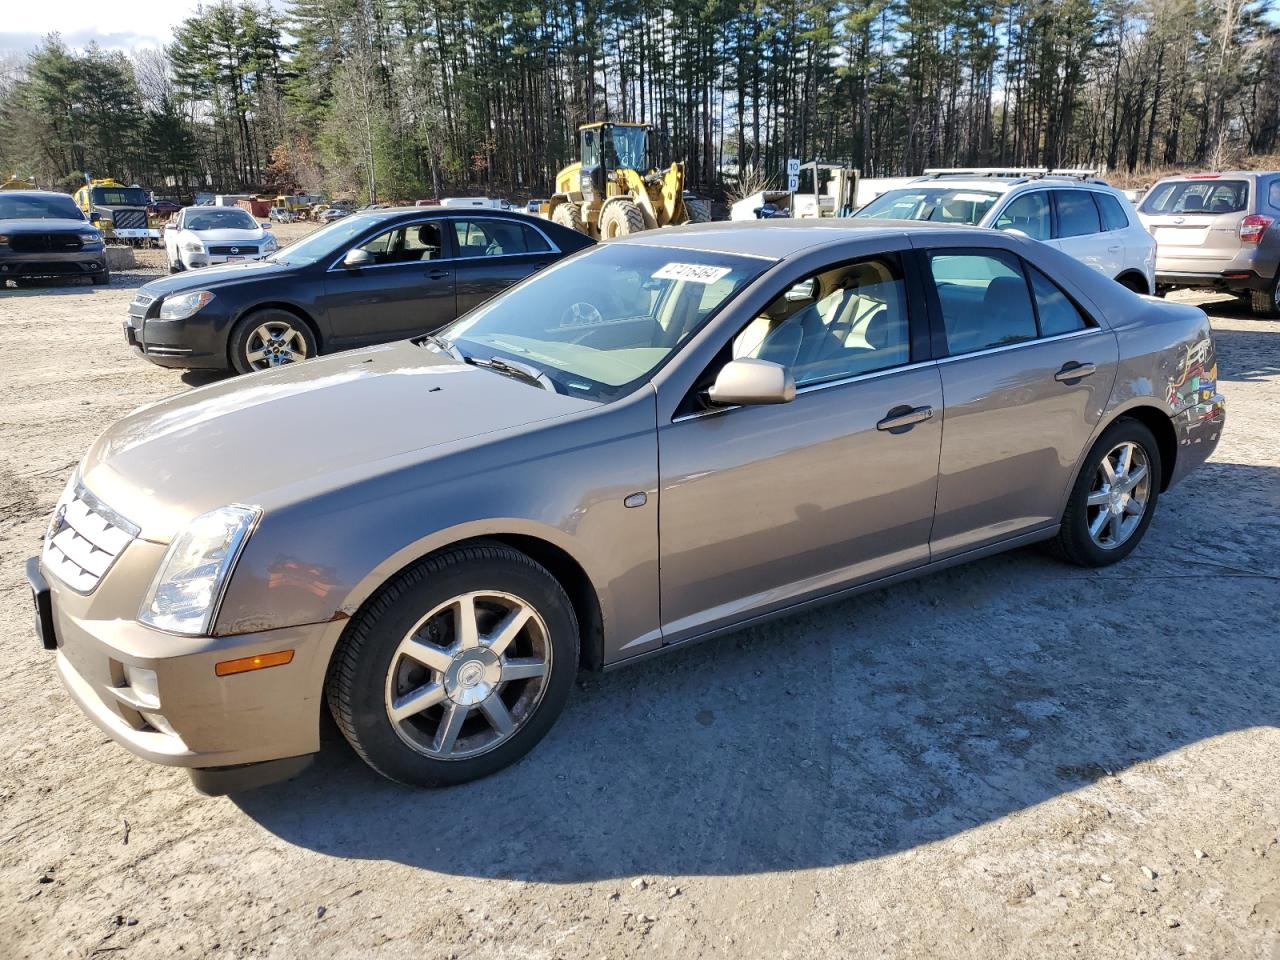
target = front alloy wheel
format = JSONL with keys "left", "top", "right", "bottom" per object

{"left": 383, "top": 591, "right": 552, "bottom": 760}
{"left": 327, "top": 542, "right": 578, "bottom": 787}
{"left": 229, "top": 309, "right": 318, "bottom": 374}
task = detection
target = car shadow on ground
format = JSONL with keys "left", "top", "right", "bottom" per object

{"left": 1212, "top": 322, "right": 1280, "bottom": 384}
{"left": 0, "top": 269, "right": 162, "bottom": 295}
{"left": 235, "top": 459, "right": 1278, "bottom": 882}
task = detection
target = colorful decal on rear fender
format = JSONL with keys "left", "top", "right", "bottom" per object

{"left": 1167, "top": 337, "right": 1221, "bottom": 422}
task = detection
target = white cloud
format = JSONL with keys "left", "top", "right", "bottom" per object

{"left": 0, "top": 0, "right": 241, "bottom": 55}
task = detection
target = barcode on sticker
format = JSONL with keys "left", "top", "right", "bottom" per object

{"left": 651, "top": 263, "right": 732, "bottom": 284}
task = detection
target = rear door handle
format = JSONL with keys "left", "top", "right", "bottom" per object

{"left": 531, "top": 262, "right": 550, "bottom": 271}
{"left": 1107, "top": 245, "right": 1122, "bottom": 253}
{"left": 427, "top": 269, "right": 451, "bottom": 280}
{"left": 876, "top": 404, "right": 934, "bottom": 432}
{"left": 1055, "top": 362, "right": 1096, "bottom": 382}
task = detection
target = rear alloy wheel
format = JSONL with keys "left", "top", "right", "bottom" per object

{"left": 326, "top": 543, "right": 578, "bottom": 786}
{"left": 600, "top": 200, "right": 646, "bottom": 239}
{"left": 1048, "top": 419, "right": 1161, "bottom": 567}
{"left": 1249, "top": 279, "right": 1280, "bottom": 318}
{"left": 230, "top": 310, "right": 316, "bottom": 374}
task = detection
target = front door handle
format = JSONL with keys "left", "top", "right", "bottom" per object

{"left": 876, "top": 404, "right": 934, "bottom": 432}
{"left": 1055, "top": 361, "right": 1096, "bottom": 382}
{"left": 531, "top": 262, "right": 550, "bottom": 271}
{"left": 427, "top": 269, "right": 451, "bottom": 280}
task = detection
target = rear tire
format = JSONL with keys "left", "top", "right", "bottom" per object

{"left": 684, "top": 197, "right": 712, "bottom": 223}
{"left": 1047, "top": 418, "right": 1161, "bottom": 568}
{"left": 551, "top": 201, "right": 586, "bottom": 235}
{"left": 600, "top": 200, "right": 646, "bottom": 239}
{"left": 325, "top": 542, "right": 578, "bottom": 787}
{"left": 1250, "top": 280, "right": 1279, "bottom": 318}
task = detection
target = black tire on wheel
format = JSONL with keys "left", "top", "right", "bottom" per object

{"left": 1249, "top": 280, "right": 1279, "bottom": 318}
{"left": 683, "top": 196, "right": 711, "bottom": 224}
{"left": 600, "top": 200, "right": 646, "bottom": 239}
{"left": 92, "top": 269, "right": 110, "bottom": 285}
{"left": 228, "top": 308, "right": 317, "bottom": 375}
{"left": 551, "top": 201, "right": 586, "bottom": 234}
{"left": 1046, "top": 418, "right": 1162, "bottom": 568}
{"left": 325, "top": 542, "right": 579, "bottom": 787}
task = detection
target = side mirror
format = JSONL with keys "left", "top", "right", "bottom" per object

{"left": 261, "top": 221, "right": 272, "bottom": 229}
{"left": 785, "top": 278, "right": 818, "bottom": 301}
{"left": 707, "top": 358, "right": 796, "bottom": 406}
{"left": 1001, "top": 226, "right": 1030, "bottom": 239}
{"left": 343, "top": 248, "right": 374, "bottom": 269}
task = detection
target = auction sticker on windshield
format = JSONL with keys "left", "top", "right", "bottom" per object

{"left": 652, "top": 263, "right": 733, "bottom": 284}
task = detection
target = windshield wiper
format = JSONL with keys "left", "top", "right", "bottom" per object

{"left": 420, "top": 333, "right": 466, "bottom": 363}
{"left": 470, "top": 355, "right": 559, "bottom": 393}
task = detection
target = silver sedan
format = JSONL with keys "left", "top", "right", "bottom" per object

{"left": 30, "top": 221, "right": 1225, "bottom": 793}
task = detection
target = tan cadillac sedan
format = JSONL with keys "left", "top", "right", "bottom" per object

{"left": 27, "top": 221, "right": 1225, "bottom": 794}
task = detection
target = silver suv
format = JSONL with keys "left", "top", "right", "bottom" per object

{"left": 1138, "top": 172, "right": 1280, "bottom": 316}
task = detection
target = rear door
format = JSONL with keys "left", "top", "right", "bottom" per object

{"left": 322, "top": 218, "right": 456, "bottom": 349}
{"left": 1138, "top": 177, "right": 1251, "bottom": 269}
{"left": 921, "top": 244, "right": 1119, "bottom": 557}
{"left": 1049, "top": 189, "right": 1116, "bottom": 276}
{"left": 449, "top": 217, "right": 557, "bottom": 315}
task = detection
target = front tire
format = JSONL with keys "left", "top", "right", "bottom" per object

{"left": 1048, "top": 419, "right": 1161, "bottom": 567}
{"left": 228, "top": 308, "right": 317, "bottom": 374}
{"left": 91, "top": 270, "right": 110, "bottom": 285}
{"left": 600, "top": 200, "right": 646, "bottom": 239}
{"left": 326, "top": 543, "right": 579, "bottom": 787}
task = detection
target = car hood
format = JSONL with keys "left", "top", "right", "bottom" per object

{"left": 79, "top": 341, "right": 596, "bottom": 541}
{"left": 139, "top": 257, "right": 293, "bottom": 297}
{"left": 1, "top": 217, "right": 93, "bottom": 233}
{"left": 183, "top": 227, "right": 269, "bottom": 244}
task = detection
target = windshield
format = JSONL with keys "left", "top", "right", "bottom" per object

{"left": 1140, "top": 179, "right": 1248, "bottom": 215}
{"left": 90, "top": 186, "right": 148, "bottom": 207}
{"left": 608, "top": 126, "right": 649, "bottom": 171}
{"left": 0, "top": 194, "right": 84, "bottom": 221}
{"left": 267, "top": 214, "right": 378, "bottom": 265}
{"left": 854, "top": 187, "right": 1002, "bottom": 224}
{"left": 438, "top": 244, "right": 764, "bottom": 401}
{"left": 186, "top": 208, "right": 259, "bottom": 231}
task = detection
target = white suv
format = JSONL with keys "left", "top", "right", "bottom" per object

{"left": 853, "top": 175, "right": 1156, "bottom": 294}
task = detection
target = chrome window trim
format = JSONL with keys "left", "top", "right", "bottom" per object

{"left": 934, "top": 326, "right": 1100, "bottom": 365}
{"left": 324, "top": 214, "right": 561, "bottom": 273}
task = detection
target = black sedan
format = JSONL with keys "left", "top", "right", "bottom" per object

{"left": 124, "top": 207, "right": 593, "bottom": 374}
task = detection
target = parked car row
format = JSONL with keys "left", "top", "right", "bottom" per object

{"left": 31, "top": 216, "right": 1224, "bottom": 795}
{"left": 127, "top": 207, "right": 594, "bottom": 373}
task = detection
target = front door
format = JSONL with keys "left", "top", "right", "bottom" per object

{"left": 923, "top": 247, "right": 1119, "bottom": 557}
{"left": 657, "top": 253, "right": 943, "bottom": 642}
{"left": 449, "top": 217, "right": 555, "bottom": 315}
{"left": 323, "top": 219, "right": 456, "bottom": 349}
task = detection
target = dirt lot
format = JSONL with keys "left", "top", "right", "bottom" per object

{"left": 0, "top": 262, "right": 1277, "bottom": 960}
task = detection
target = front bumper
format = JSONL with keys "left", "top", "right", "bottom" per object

{"left": 181, "top": 250, "right": 270, "bottom": 269}
{"left": 124, "top": 297, "right": 232, "bottom": 370}
{"left": 29, "top": 541, "right": 336, "bottom": 792}
{"left": 0, "top": 249, "right": 106, "bottom": 279}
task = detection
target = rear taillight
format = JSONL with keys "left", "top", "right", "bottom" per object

{"left": 1240, "top": 214, "right": 1274, "bottom": 244}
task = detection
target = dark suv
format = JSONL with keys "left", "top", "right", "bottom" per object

{"left": 0, "top": 191, "right": 109, "bottom": 285}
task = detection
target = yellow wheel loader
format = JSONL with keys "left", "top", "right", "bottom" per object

{"left": 544, "top": 122, "right": 711, "bottom": 239}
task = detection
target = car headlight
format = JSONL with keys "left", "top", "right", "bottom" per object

{"left": 79, "top": 230, "right": 102, "bottom": 244}
{"left": 158, "top": 290, "right": 216, "bottom": 320}
{"left": 261, "top": 235, "right": 278, "bottom": 251}
{"left": 139, "top": 505, "right": 260, "bottom": 635}
{"left": 182, "top": 240, "right": 204, "bottom": 253}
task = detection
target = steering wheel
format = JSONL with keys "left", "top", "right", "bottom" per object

{"left": 560, "top": 300, "right": 604, "bottom": 328}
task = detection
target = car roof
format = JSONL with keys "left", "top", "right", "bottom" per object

{"left": 613, "top": 219, "right": 996, "bottom": 261}
{"left": 0, "top": 190, "right": 76, "bottom": 200}
{"left": 182, "top": 205, "right": 253, "bottom": 212}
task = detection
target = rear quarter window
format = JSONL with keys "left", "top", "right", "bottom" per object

{"left": 1095, "top": 193, "right": 1130, "bottom": 231}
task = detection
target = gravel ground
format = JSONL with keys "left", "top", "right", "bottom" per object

{"left": 0, "top": 265, "right": 1277, "bottom": 960}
